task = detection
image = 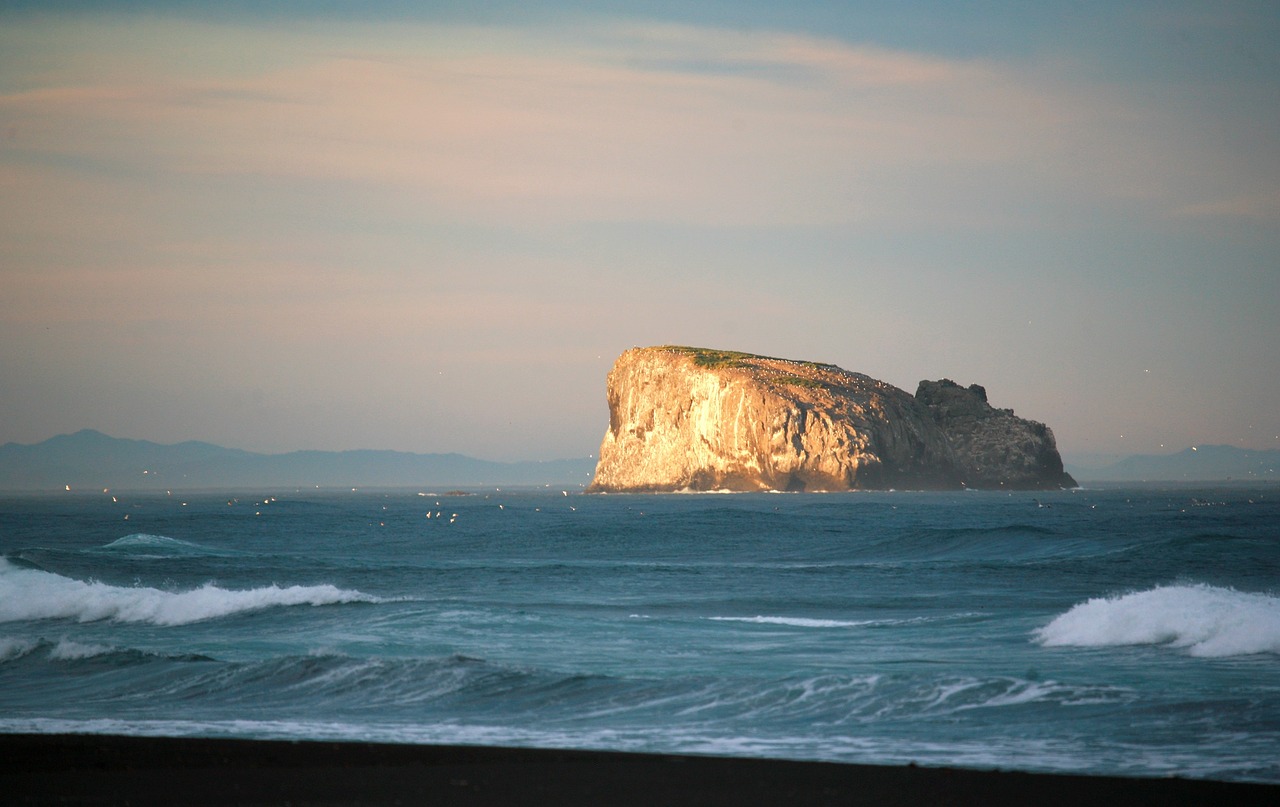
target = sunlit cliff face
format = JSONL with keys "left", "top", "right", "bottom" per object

{"left": 590, "top": 347, "right": 936, "bottom": 492}
{"left": 588, "top": 347, "right": 1074, "bottom": 492}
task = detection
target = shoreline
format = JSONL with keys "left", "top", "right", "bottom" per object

{"left": 5, "top": 734, "right": 1277, "bottom": 806}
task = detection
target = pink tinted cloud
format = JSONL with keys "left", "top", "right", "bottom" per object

{"left": 1, "top": 20, "right": 1174, "bottom": 229}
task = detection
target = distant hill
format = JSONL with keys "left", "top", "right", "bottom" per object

{"left": 1067, "top": 445, "right": 1280, "bottom": 483}
{"left": 0, "top": 430, "right": 597, "bottom": 492}
{"left": 6, "top": 432, "right": 1273, "bottom": 491}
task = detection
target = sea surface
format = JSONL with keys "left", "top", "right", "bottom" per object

{"left": 2, "top": 486, "right": 1278, "bottom": 782}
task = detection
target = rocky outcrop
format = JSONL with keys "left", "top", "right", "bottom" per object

{"left": 915, "top": 379, "right": 1076, "bottom": 489}
{"left": 587, "top": 346, "right": 1075, "bottom": 492}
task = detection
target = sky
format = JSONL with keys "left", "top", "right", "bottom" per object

{"left": 1, "top": 1, "right": 1277, "bottom": 463}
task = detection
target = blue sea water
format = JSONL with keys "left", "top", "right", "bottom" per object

{"left": 1, "top": 486, "right": 1278, "bottom": 782}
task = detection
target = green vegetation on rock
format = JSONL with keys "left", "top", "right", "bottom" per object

{"left": 659, "top": 346, "right": 834, "bottom": 373}
{"left": 771, "top": 374, "right": 826, "bottom": 389}
{"left": 660, "top": 346, "right": 759, "bottom": 369}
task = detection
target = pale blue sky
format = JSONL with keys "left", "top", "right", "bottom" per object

{"left": 2, "top": 1, "right": 1277, "bottom": 461}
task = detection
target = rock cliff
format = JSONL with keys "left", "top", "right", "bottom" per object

{"left": 587, "top": 346, "right": 1075, "bottom": 492}
{"left": 915, "top": 379, "right": 1076, "bottom": 489}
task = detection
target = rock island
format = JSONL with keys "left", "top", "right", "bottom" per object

{"left": 587, "top": 346, "right": 1075, "bottom": 492}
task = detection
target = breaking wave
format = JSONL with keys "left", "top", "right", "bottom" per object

{"left": 0, "top": 636, "right": 38, "bottom": 661}
{"left": 1034, "top": 584, "right": 1280, "bottom": 657}
{"left": 0, "top": 558, "right": 383, "bottom": 626}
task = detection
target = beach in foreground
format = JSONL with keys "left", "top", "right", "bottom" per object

{"left": 5, "top": 734, "right": 1277, "bottom": 806}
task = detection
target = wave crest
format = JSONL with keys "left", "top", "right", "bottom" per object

{"left": 102, "top": 533, "right": 199, "bottom": 550}
{"left": 99, "top": 533, "right": 240, "bottom": 558}
{"left": 1034, "top": 584, "right": 1280, "bottom": 657}
{"left": 0, "top": 558, "right": 382, "bottom": 626}
{"left": 707, "top": 613, "right": 977, "bottom": 629}
{"left": 708, "top": 616, "right": 874, "bottom": 628}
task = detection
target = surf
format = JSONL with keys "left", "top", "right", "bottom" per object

{"left": 1034, "top": 583, "right": 1280, "bottom": 657}
{"left": 0, "top": 558, "right": 383, "bottom": 626}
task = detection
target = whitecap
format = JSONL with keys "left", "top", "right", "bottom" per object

{"left": 1034, "top": 583, "right": 1280, "bottom": 657}
{"left": 0, "top": 558, "right": 383, "bottom": 627}
{"left": 707, "top": 616, "right": 875, "bottom": 628}
{"left": 706, "top": 613, "right": 978, "bottom": 629}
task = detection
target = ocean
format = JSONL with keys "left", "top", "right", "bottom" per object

{"left": 1, "top": 486, "right": 1277, "bottom": 783}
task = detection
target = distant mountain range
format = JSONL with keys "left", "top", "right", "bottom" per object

{"left": 1, "top": 432, "right": 1275, "bottom": 492}
{"left": 1065, "top": 444, "right": 1280, "bottom": 483}
{"left": 0, "top": 430, "right": 597, "bottom": 492}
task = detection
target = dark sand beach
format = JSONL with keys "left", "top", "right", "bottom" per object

{"left": 4, "top": 734, "right": 1276, "bottom": 806}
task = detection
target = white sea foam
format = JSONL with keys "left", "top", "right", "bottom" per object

{"left": 0, "top": 558, "right": 382, "bottom": 626}
{"left": 1, "top": 716, "right": 1266, "bottom": 782}
{"left": 1034, "top": 584, "right": 1280, "bottom": 657}
{"left": 707, "top": 614, "right": 976, "bottom": 629}
{"left": 708, "top": 616, "right": 875, "bottom": 628}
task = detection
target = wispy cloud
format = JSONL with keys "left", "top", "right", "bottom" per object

{"left": 4, "top": 17, "right": 1248, "bottom": 234}
{"left": 2, "top": 12, "right": 1275, "bottom": 456}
